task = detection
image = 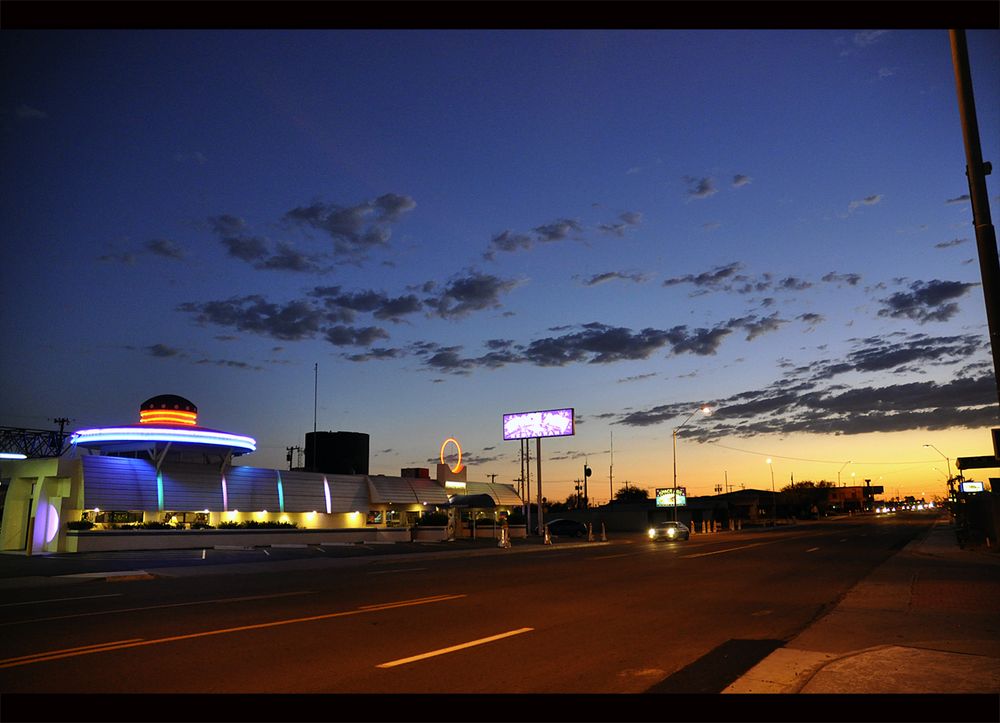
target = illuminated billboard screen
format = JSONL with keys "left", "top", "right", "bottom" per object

{"left": 656, "top": 487, "right": 686, "bottom": 507}
{"left": 502, "top": 408, "right": 575, "bottom": 440}
{"left": 960, "top": 481, "right": 985, "bottom": 493}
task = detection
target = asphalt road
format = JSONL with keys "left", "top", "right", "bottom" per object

{"left": 0, "top": 514, "right": 933, "bottom": 694}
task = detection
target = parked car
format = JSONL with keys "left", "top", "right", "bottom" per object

{"left": 540, "top": 518, "right": 589, "bottom": 538}
{"left": 648, "top": 521, "right": 690, "bottom": 541}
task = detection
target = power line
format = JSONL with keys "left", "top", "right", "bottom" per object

{"left": 703, "top": 440, "right": 939, "bottom": 466}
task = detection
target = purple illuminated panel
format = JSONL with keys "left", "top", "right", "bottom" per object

{"left": 503, "top": 408, "right": 575, "bottom": 441}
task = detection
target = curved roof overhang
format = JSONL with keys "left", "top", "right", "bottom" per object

{"left": 68, "top": 425, "right": 257, "bottom": 456}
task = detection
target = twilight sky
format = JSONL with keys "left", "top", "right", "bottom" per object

{"left": 2, "top": 27, "right": 998, "bottom": 504}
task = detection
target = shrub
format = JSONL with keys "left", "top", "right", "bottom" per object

{"left": 67, "top": 519, "right": 95, "bottom": 530}
{"left": 416, "top": 511, "right": 449, "bottom": 526}
{"left": 190, "top": 521, "right": 215, "bottom": 529}
{"left": 139, "top": 521, "right": 171, "bottom": 529}
{"left": 216, "top": 520, "right": 296, "bottom": 529}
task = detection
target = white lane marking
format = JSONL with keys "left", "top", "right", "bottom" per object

{"left": 202, "top": 549, "right": 206, "bottom": 560}
{"left": 0, "top": 639, "right": 146, "bottom": 665}
{"left": 367, "top": 568, "right": 427, "bottom": 575}
{"left": 1, "top": 594, "right": 466, "bottom": 669}
{"left": 0, "top": 591, "right": 315, "bottom": 626}
{"left": 376, "top": 627, "right": 533, "bottom": 668}
{"left": 681, "top": 541, "right": 774, "bottom": 558}
{"left": 262, "top": 548, "right": 271, "bottom": 556}
{"left": 806, "top": 547, "right": 820, "bottom": 552}
{"left": 0, "top": 593, "right": 122, "bottom": 608}
{"left": 593, "top": 552, "right": 636, "bottom": 560}
{"left": 839, "top": 538, "right": 848, "bottom": 542}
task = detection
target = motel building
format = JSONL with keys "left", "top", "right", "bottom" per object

{"left": 0, "top": 395, "right": 524, "bottom": 555}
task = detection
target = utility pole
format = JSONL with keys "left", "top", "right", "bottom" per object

{"left": 285, "top": 446, "right": 301, "bottom": 471}
{"left": 609, "top": 431, "right": 614, "bottom": 502}
{"left": 52, "top": 417, "right": 71, "bottom": 455}
{"left": 487, "top": 474, "right": 498, "bottom": 484}
{"left": 950, "top": 30, "right": 1000, "bottom": 414}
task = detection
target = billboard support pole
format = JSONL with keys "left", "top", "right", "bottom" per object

{"left": 536, "top": 437, "right": 543, "bottom": 537}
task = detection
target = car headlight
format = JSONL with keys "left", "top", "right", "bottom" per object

{"left": 648, "top": 528, "right": 656, "bottom": 538}
{"left": 667, "top": 528, "right": 676, "bottom": 537}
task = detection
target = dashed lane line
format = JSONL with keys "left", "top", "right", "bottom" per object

{"left": 376, "top": 627, "right": 533, "bottom": 668}
{"left": 0, "top": 594, "right": 466, "bottom": 669}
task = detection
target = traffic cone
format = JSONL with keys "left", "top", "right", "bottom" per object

{"left": 600, "top": 522, "right": 607, "bottom": 542}
{"left": 544, "top": 526, "right": 552, "bottom": 545}
{"left": 587, "top": 522, "right": 594, "bottom": 542}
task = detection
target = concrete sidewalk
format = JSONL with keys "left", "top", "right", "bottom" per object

{"left": 723, "top": 519, "right": 1000, "bottom": 694}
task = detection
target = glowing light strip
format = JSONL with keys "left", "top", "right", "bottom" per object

{"left": 221, "top": 474, "right": 228, "bottom": 512}
{"left": 440, "top": 437, "right": 463, "bottom": 474}
{"left": 323, "top": 477, "right": 332, "bottom": 515}
{"left": 277, "top": 472, "right": 285, "bottom": 513}
{"left": 156, "top": 471, "right": 164, "bottom": 512}
{"left": 69, "top": 427, "right": 256, "bottom": 452}
{"left": 0, "top": 453, "right": 27, "bottom": 460}
{"left": 140, "top": 410, "right": 197, "bottom": 426}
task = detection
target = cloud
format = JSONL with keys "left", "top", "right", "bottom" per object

{"left": 194, "top": 358, "right": 262, "bottom": 371}
{"left": 797, "top": 312, "right": 825, "bottom": 328}
{"left": 220, "top": 235, "right": 269, "bottom": 262}
{"left": 619, "top": 370, "right": 995, "bottom": 438}
{"left": 597, "top": 211, "right": 643, "bottom": 237}
{"left": 877, "top": 279, "right": 978, "bottom": 324}
{"left": 934, "top": 238, "right": 969, "bottom": 249}
{"left": 732, "top": 174, "right": 752, "bottom": 187}
{"left": 15, "top": 104, "right": 47, "bottom": 119}
{"left": 309, "top": 286, "right": 422, "bottom": 323}
{"left": 877, "top": 67, "right": 896, "bottom": 79}
{"left": 821, "top": 271, "right": 862, "bottom": 286}
{"left": 253, "top": 242, "right": 326, "bottom": 273}
{"left": 485, "top": 230, "right": 534, "bottom": 258}
{"left": 324, "top": 325, "right": 390, "bottom": 347}
{"left": 178, "top": 295, "right": 326, "bottom": 341}
{"left": 407, "top": 320, "right": 737, "bottom": 375}
{"left": 147, "top": 343, "right": 182, "bottom": 358}
{"left": 683, "top": 176, "right": 717, "bottom": 199}
{"left": 945, "top": 194, "right": 970, "bottom": 205}
{"left": 534, "top": 218, "right": 583, "bottom": 242}
{"left": 848, "top": 194, "right": 883, "bottom": 213}
{"left": 423, "top": 271, "right": 519, "bottom": 319}
{"left": 727, "top": 313, "right": 788, "bottom": 341}
{"left": 283, "top": 193, "right": 416, "bottom": 262}
{"left": 663, "top": 262, "right": 743, "bottom": 289}
{"left": 777, "top": 276, "right": 812, "bottom": 291}
{"left": 484, "top": 217, "right": 585, "bottom": 258}
{"left": 618, "top": 373, "right": 658, "bottom": 384}
{"left": 583, "top": 271, "right": 649, "bottom": 286}
{"left": 344, "top": 347, "right": 402, "bottom": 362}
{"left": 144, "top": 238, "right": 185, "bottom": 260}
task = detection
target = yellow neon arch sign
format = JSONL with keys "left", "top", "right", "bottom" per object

{"left": 440, "top": 437, "right": 463, "bottom": 474}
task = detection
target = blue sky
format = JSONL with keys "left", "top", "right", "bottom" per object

{"left": 2, "top": 28, "right": 998, "bottom": 503}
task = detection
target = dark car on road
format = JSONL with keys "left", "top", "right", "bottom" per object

{"left": 540, "top": 519, "right": 588, "bottom": 538}
{"left": 648, "top": 521, "right": 690, "bottom": 541}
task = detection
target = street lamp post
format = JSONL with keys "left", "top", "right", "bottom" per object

{"left": 923, "top": 444, "right": 952, "bottom": 480}
{"left": 837, "top": 460, "right": 853, "bottom": 487}
{"left": 672, "top": 406, "right": 711, "bottom": 522}
{"left": 767, "top": 458, "right": 776, "bottom": 526}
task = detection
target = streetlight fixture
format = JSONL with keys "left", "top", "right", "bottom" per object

{"left": 923, "top": 444, "right": 953, "bottom": 480}
{"left": 766, "top": 458, "right": 776, "bottom": 526}
{"left": 672, "top": 405, "right": 712, "bottom": 522}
